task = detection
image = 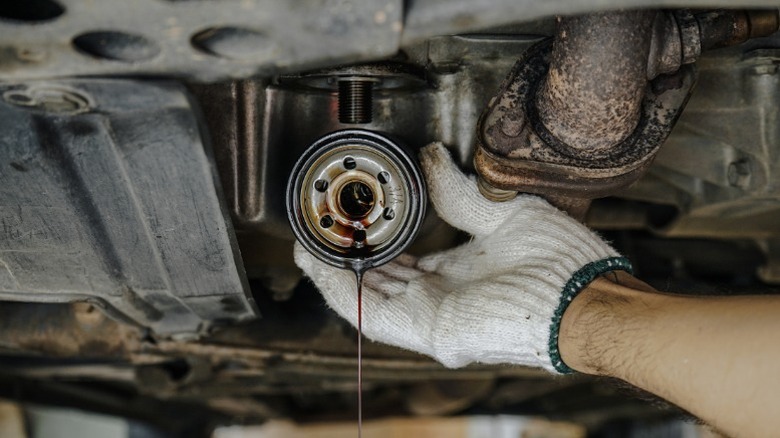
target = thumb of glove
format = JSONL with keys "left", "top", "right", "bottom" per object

{"left": 420, "top": 143, "right": 533, "bottom": 237}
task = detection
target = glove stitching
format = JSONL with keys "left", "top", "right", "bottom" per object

{"left": 547, "top": 257, "right": 634, "bottom": 374}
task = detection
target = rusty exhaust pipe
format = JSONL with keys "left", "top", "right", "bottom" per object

{"left": 475, "top": 9, "right": 779, "bottom": 219}
{"left": 474, "top": 10, "right": 698, "bottom": 219}
{"left": 536, "top": 11, "right": 655, "bottom": 153}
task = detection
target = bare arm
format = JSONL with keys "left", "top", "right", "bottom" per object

{"left": 559, "top": 273, "right": 780, "bottom": 438}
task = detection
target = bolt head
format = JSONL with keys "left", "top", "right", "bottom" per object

{"left": 727, "top": 160, "right": 751, "bottom": 188}
{"left": 499, "top": 115, "right": 525, "bottom": 138}
{"left": 477, "top": 177, "right": 518, "bottom": 202}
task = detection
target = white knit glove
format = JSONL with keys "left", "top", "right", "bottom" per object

{"left": 294, "top": 143, "right": 631, "bottom": 373}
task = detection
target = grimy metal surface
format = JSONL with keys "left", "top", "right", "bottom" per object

{"left": 611, "top": 44, "right": 780, "bottom": 281}
{"left": 1, "top": 1, "right": 778, "bottom": 84}
{"left": 0, "top": 79, "right": 257, "bottom": 334}
{"left": 402, "top": 0, "right": 780, "bottom": 45}
{"left": 0, "top": 0, "right": 404, "bottom": 82}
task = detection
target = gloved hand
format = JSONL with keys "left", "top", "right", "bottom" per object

{"left": 294, "top": 143, "right": 631, "bottom": 373}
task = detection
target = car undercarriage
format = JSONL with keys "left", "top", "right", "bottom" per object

{"left": 1, "top": 1, "right": 780, "bottom": 435}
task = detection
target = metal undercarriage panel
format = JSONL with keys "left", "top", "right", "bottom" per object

{"left": 0, "top": 79, "right": 257, "bottom": 334}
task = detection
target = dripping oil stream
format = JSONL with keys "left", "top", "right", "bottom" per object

{"left": 354, "top": 268, "right": 364, "bottom": 438}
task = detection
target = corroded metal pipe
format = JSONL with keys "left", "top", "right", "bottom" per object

{"left": 475, "top": 8, "right": 779, "bottom": 220}
{"left": 535, "top": 11, "right": 655, "bottom": 152}
{"left": 698, "top": 9, "right": 780, "bottom": 51}
{"left": 474, "top": 9, "right": 696, "bottom": 217}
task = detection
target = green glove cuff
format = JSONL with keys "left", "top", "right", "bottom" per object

{"left": 548, "top": 256, "right": 634, "bottom": 374}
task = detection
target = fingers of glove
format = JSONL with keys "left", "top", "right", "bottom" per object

{"left": 414, "top": 211, "right": 589, "bottom": 282}
{"left": 294, "top": 244, "right": 427, "bottom": 324}
{"left": 370, "top": 254, "right": 423, "bottom": 281}
{"left": 473, "top": 201, "right": 618, "bottom": 267}
{"left": 363, "top": 267, "right": 449, "bottom": 353}
{"left": 416, "top": 242, "right": 486, "bottom": 281}
{"left": 388, "top": 253, "right": 420, "bottom": 268}
{"left": 293, "top": 244, "right": 439, "bottom": 354}
{"left": 363, "top": 267, "right": 410, "bottom": 297}
{"left": 415, "top": 197, "right": 618, "bottom": 283}
{"left": 293, "top": 243, "right": 359, "bottom": 314}
{"left": 366, "top": 259, "right": 425, "bottom": 297}
{"left": 294, "top": 244, "right": 429, "bottom": 313}
{"left": 420, "top": 143, "right": 527, "bottom": 237}
{"left": 419, "top": 239, "right": 542, "bottom": 283}
{"left": 417, "top": 241, "right": 543, "bottom": 283}
{"left": 359, "top": 276, "right": 449, "bottom": 356}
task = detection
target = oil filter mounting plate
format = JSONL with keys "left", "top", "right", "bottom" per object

{"left": 287, "top": 130, "right": 426, "bottom": 270}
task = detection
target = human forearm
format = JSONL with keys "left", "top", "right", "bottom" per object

{"left": 559, "top": 275, "right": 780, "bottom": 437}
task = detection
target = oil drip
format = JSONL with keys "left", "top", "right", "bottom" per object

{"left": 351, "top": 261, "right": 369, "bottom": 438}
{"left": 355, "top": 269, "right": 364, "bottom": 438}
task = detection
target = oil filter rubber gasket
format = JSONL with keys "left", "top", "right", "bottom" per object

{"left": 287, "top": 129, "right": 427, "bottom": 270}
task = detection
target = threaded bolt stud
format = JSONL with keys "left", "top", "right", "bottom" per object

{"left": 338, "top": 79, "right": 373, "bottom": 124}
